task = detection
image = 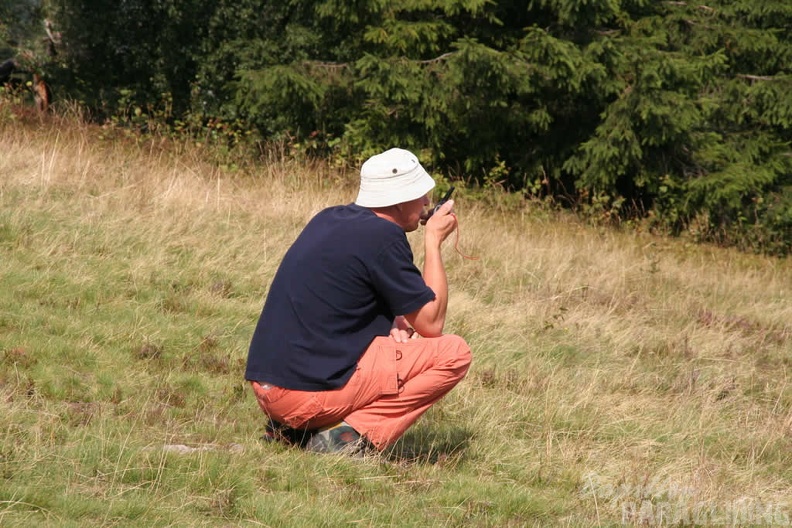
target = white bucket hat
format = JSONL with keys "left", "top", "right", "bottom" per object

{"left": 355, "top": 148, "right": 436, "bottom": 207}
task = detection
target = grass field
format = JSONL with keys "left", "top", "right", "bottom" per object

{"left": 1, "top": 114, "right": 791, "bottom": 527}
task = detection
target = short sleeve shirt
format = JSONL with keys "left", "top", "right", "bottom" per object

{"left": 245, "top": 204, "right": 435, "bottom": 391}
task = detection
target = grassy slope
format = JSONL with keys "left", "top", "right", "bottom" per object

{"left": 1, "top": 117, "right": 790, "bottom": 527}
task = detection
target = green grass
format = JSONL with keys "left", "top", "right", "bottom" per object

{"left": 1, "top": 115, "right": 791, "bottom": 526}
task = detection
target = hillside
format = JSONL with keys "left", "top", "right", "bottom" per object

{"left": 1, "top": 117, "right": 790, "bottom": 526}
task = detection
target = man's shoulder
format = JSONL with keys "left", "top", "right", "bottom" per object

{"left": 311, "top": 206, "right": 407, "bottom": 267}
{"left": 316, "top": 204, "right": 400, "bottom": 234}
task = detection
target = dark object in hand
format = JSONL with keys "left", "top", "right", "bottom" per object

{"left": 422, "top": 186, "right": 455, "bottom": 224}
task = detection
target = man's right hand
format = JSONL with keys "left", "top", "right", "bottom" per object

{"left": 424, "top": 199, "right": 458, "bottom": 247}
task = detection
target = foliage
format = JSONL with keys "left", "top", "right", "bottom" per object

{"left": 5, "top": 0, "right": 792, "bottom": 254}
{"left": 561, "top": 0, "right": 792, "bottom": 254}
{"left": 0, "top": 0, "right": 50, "bottom": 76}
{"left": 1, "top": 0, "right": 41, "bottom": 54}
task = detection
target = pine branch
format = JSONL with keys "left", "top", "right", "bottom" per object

{"left": 418, "top": 52, "right": 456, "bottom": 65}
{"left": 665, "top": 1, "right": 716, "bottom": 12}
{"left": 737, "top": 74, "right": 778, "bottom": 82}
{"left": 301, "top": 61, "right": 350, "bottom": 70}
{"left": 300, "top": 52, "right": 457, "bottom": 70}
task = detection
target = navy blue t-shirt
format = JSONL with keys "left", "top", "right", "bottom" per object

{"left": 245, "top": 204, "right": 436, "bottom": 391}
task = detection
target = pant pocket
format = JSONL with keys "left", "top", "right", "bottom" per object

{"left": 251, "top": 381, "right": 287, "bottom": 404}
{"left": 280, "top": 395, "right": 323, "bottom": 430}
{"left": 377, "top": 342, "right": 401, "bottom": 396}
{"left": 342, "top": 336, "right": 400, "bottom": 400}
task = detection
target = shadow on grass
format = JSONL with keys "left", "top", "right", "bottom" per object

{"left": 258, "top": 419, "right": 474, "bottom": 466}
{"left": 382, "top": 426, "right": 473, "bottom": 466}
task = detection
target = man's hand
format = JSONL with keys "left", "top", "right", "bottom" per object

{"left": 390, "top": 315, "right": 418, "bottom": 343}
{"left": 424, "top": 199, "right": 458, "bottom": 247}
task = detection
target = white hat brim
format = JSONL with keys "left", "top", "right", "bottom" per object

{"left": 355, "top": 149, "right": 436, "bottom": 207}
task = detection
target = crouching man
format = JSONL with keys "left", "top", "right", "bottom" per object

{"left": 245, "top": 148, "right": 472, "bottom": 455}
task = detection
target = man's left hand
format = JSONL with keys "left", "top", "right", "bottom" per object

{"left": 390, "top": 315, "right": 418, "bottom": 343}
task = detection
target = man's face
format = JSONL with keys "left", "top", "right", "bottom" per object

{"left": 398, "top": 193, "right": 431, "bottom": 232}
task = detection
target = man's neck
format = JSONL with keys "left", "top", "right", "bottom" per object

{"left": 370, "top": 206, "right": 406, "bottom": 231}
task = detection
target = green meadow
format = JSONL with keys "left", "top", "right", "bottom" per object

{"left": 1, "top": 116, "right": 791, "bottom": 527}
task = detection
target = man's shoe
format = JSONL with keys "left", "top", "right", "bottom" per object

{"left": 305, "top": 421, "right": 371, "bottom": 456}
{"left": 261, "top": 418, "right": 313, "bottom": 448}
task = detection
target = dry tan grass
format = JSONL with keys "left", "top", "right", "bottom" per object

{"left": 2, "top": 115, "right": 790, "bottom": 525}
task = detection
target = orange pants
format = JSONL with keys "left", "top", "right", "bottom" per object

{"left": 250, "top": 334, "right": 471, "bottom": 450}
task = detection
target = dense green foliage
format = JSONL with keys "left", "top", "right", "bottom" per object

{"left": 4, "top": 0, "right": 791, "bottom": 254}
{"left": 0, "top": 0, "right": 45, "bottom": 65}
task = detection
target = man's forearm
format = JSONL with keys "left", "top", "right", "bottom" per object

{"left": 409, "top": 201, "right": 457, "bottom": 337}
{"left": 414, "top": 240, "right": 448, "bottom": 336}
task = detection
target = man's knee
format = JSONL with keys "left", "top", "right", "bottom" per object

{"left": 439, "top": 334, "right": 472, "bottom": 374}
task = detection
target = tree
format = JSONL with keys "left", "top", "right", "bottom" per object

{"left": 561, "top": 0, "right": 792, "bottom": 252}
{"left": 51, "top": 0, "right": 214, "bottom": 118}
{"left": 39, "top": 0, "right": 792, "bottom": 254}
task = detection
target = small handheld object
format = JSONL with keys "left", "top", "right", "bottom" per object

{"left": 425, "top": 186, "right": 455, "bottom": 221}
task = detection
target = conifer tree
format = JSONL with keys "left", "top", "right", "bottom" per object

{"left": 43, "top": 0, "right": 792, "bottom": 253}
{"left": 562, "top": 0, "right": 791, "bottom": 252}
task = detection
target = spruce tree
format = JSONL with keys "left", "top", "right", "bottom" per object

{"left": 43, "top": 0, "right": 792, "bottom": 253}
